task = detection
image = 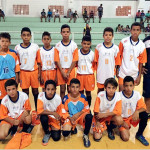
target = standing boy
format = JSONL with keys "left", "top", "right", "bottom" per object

{"left": 94, "top": 27, "right": 120, "bottom": 93}
{"left": 55, "top": 24, "right": 78, "bottom": 99}
{"left": 117, "top": 22, "right": 147, "bottom": 91}
{"left": 15, "top": 27, "right": 39, "bottom": 110}
{"left": 76, "top": 35, "right": 95, "bottom": 106}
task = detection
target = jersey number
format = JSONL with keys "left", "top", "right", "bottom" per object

{"left": 82, "top": 65, "right": 86, "bottom": 71}
{"left": 3, "top": 67, "right": 9, "bottom": 73}
{"left": 130, "top": 55, "right": 133, "bottom": 61}
{"left": 24, "top": 58, "right": 27, "bottom": 64}
{"left": 105, "top": 59, "right": 109, "bottom": 64}
{"left": 128, "top": 109, "right": 132, "bottom": 115}
{"left": 46, "top": 60, "right": 52, "bottom": 66}
{"left": 64, "top": 56, "right": 68, "bottom": 62}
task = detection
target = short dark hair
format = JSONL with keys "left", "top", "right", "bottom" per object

{"left": 104, "top": 78, "right": 118, "bottom": 88}
{"left": 21, "top": 27, "right": 31, "bottom": 35}
{"left": 82, "top": 35, "right": 91, "bottom": 42}
{"left": 70, "top": 78, "right": 80, "bottom": 86}
{"left": 0, "top": 32, "right": 11, "bottom": 41}
{"left": 131, "top": 22, "right": 141, "bottom": 29}
{"left": 103, "top": 27, "right": 114, "bottom": 36}
{"left": 42, "top": 31, "right": 51, "bottom": 39}
{"left": 45, "top": 80, "right": 56, "bottom": 89}
{"left": 123, "top": 76, "right": 134, "bottom": 84}
{"left": 5, "top": 79, "right": 18, "bottom": 90}
{"left": 61, "top": 24, "right": 70, "bottom": 32}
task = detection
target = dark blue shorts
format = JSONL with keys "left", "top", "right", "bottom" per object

{"left": 143, "top": 73, "right": 150, "bottom": 98}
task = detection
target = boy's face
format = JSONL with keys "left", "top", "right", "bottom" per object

{"left": 123, "top": 81, "right": 134, "bottom": 95}
{"left": 130, "top": 26, "right": 141, "bottom": 39}
{"left": 6, "top": 85, "right": 18, "bottom": 99}
{"left": 42, "top": 35, "right": 51, "bottom": 47}
{"left": 105, "top": 83, "right": 116, "bottom": 98}
{"left": 21, "top": 31, "right": 31, "bottom": 44}
{"left": 0, "top": 38, "right": 11, "bottom": 49}
{"left": 61, "top": 28, "right": 71, "bottom": 40}
{"left": 45, "top": 84, "right": 56, "bottom": 99}
{"left": 103, "top": 31, "right": 113, "bottom": 43}
{"left": 81, "top": 41, "right": 91, "bottom": 52}
{"left": 69, "top": 83, "right": 80, "bottom": 96}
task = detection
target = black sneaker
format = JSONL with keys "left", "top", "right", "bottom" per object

{"left": 107, "top": 130, "right": 115, "bottom": 140}
{"left": 42, "top": 132, "right": 51, "bottom": 146}
{"left": 71, "top": 127, "right": 77, "bottom": 134}
{"left": 136, "top": 134, "right": 149, "bottom": 146}
{"left": 83, "top": 134, "right": 91, "bottom": 147}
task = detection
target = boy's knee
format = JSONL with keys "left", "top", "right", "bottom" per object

{"left": 121, "top": 134, "right": 129, "bottom": 142}
{"left": 0, "top": 133, "right": 7, "bottom": 140}
{"left": 114, "top": 116, "right": 123, "bottom": 126}
{"left": 51, "top": 130, "right": 61, "bottom": 141}
{"left": 24, "top": 115, "right": 32, "bottom": 124}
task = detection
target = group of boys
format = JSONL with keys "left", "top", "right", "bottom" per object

{"left": 0, "top": 22, "right": 149, "bottom": 147}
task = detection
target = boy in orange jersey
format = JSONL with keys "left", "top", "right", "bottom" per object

{"left": 37, "top": 80, "right": 65, "bottom": 145}
{"left": 37, "top": 32, "right": 57, "bottom": 91}
{"left": 15, "top": 27, "right": 39, "bottom": 110}
{"left": 119, "top": 76, "right": 149, "bottom": 146}
{"left": 55, "top": 24, "right": 78, "bottom": 99}
{"left": 117, "top": 22, "right": 147, "bottom": 91}
{"left": 76, "top": 35, "right": 95, "bottom": 107}
{"left": 93, "top": 78, "right": 122, "bottom": 141}
{"left": 62, "top": 78, "right": 93, "bottom": 148}
{"left": 0, "top": 32, "right": 20, "bottom": 102}
{"left": 94, "top": 27, "right": 120, "bottom": 93}
{"left": 0, "top": 79, "right": 32, "bottom": 140}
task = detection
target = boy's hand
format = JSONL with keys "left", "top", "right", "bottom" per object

{"left": 40, "top": 77, "right": 44, "bottom": 85}
{"left": 13, "top": 119, "right": 19, "bottom": 126}
{"left": 95, "top": 113, "right": 107, "bottom": 120}
{"left": 142, "top": 67, "right": 148, "bottom": 74}
{"left": 66, "top": 72, "right": 70, "bottom": 78}
{"left": 38, "top": 73, "right": 41, "bottom": 81}
{"left": 135, "top": 76, "right": 141, "bottom": 86}
{"left": 132, "top": 111, "right": 139, "bottom": 122}
{"left": 61, "top": 71, "right": 68, "bottom": 80}
{"left": 69, "top": 117, "right": 76, "bottom": 125}
{"left": 53, "top": 112, "right": 61, "bottom": 121}
{"left": 72, "top": 113, "right": 80, "bottom": 121}
{"left": 116, "top": 68, "right": 119, "bottom": 78}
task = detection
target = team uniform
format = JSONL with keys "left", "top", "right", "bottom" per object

{"left": 37, "top": 92, "right": 65, "bottom": 129}
{"left": 119, "top": 91, "right": 147, "bottom": 131}
{"left": 14, "top": 43, "right": 39, "bottom": 89}
{"left": 94, "top": 43, "right": 120, "bottom": 89}
{"left": 118, "top": 36, "right": 147, "bottom": 85}
{"left": 0, "top": 91, "right": 31, "bottom": 126}
{"left": 62, "top": 94, "right": 90, "bottom": 128}
{"left": 0, "top": 50, "right": 20, "bottom": 99}
{"left": 37, "top": 46, "right": 56, "bottom": 88}
{"left": 76, "top": 49, "right": 95, "bottom": 91}
{"left": 55, "top": 40, "right": 78, "bottom": 85}
{"left": 93, "top": 91, "right": 122, "bottom": 133}
{"left": 143, "top": 36, "right": 150, "bottom": 98}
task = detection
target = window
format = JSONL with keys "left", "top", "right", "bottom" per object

{"left": 13, "top": 5, "right": 29, "bottom": 15}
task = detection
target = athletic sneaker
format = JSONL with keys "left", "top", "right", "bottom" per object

{"left": 42, "top": 133, "right": 51, "bottom": 146}
{"left": 107, "top": 130, "right": 115, "bottom": 140}
{"left": 83, "top": 134, "right": 91, "bottom": 147}
{"left": 136, "top": 134, "right": 149, "bottom": 146}
{"left": 26, "top": 125, "right": 34, "bottom": 133}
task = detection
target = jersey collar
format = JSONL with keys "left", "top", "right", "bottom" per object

{"left": 9, "top": 91, "right": 19, "bottom": 103}
{"left": 61, "top": 40, "right": 71, "bottom": 47}
{"left": 20, "top": 43, "right": 31, "bottom": 49}
{"left": 45, "top": 92, "right": 56, "bottom": 100}
{"left": 103, "top": 42, "right": 113, "bottom": 49}
{"left": 130, "top": 36, "right": 139, "bottom": 46}
{"left": 122, "top": 91, "right": 134, "bottom": 99}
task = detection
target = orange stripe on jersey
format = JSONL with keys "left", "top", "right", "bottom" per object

{"left": 24, "top": 99, "right": 31, "bottom": 111}
{"left": 54, "top": 48, "right": 60, "bottom": 62}
{"left": 94, "top": 97, "right": 100, "bottom": 113}
{"left": 37, "top": 99, "right": 44, "bottom": 114}
{"left": 119, "top": 42, "right": 124, "bottom": 64}
{"left": 137, "top": 48, "right": 147, "bottom": 64}
{"left": 94, "top": 49, "right": 99, "bottom": 63}
{"left": 115, "top": 51, "right": 121, "bottom": 66}
{"left": 0, "top": 104, "right": 9, "bottom": 120}
{"left": 136, "top": 98, "right": 146, "bottom": 110}
{"left": 36, "top": 49, "right": 41, "bottom": 64}
{"left": 73, "top": 48, "right": 78, "bottom": 62}
{"left": 113, "top": 100, "right": 122, "bottom": 115}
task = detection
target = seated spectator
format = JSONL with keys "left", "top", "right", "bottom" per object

{"left": 145, "top": 11, "right": 150, "bottom": 23}
{"left": 41, "top": 9, "right": 46, "bottom": 22}
{"left": 145, "top": 24, "right": 150, "bottom": 32}
{"left": 89, "top": 10, "right": 94, "bottom": 23}
{"left": 0, "top": 9, "right": 5, "bottom": 22}
{"left": 69, "top": 10, "right": 79, "bottom": 23}
{"left": 83, "top": 8, "right": 88, "bottom": 23}
{"left": 68, "top": 9, "right": 73, "bottom": 18}
{"left": 135, "top": 10, "right": 141, "bottom": 22}
{"left": 125, "top": 25, "right": 130, "bottom": 32}
{"left": 54, "top": 10, "right": 60, "bottom": 23}
{"left": 83, "top": 23, "right": 91, "bottom": 37}
{"left": 140, "top": 10, "right": 145, "bottom": 21}
{"left": 120, "top": 25, "right": 124, "bottom": 32}
{"left": 116, "top": 24, "right": 121, "bottom": 32}
{"left": 47, "top": 9, "right": 52, "bottom": 22}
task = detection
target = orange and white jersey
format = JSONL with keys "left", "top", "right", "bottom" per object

{"left": 94, "top": 43, "right": 120, "bottom": 84}
{"left": 37, "top": 46, "right": 56, "bottom": 71}
{"left": 119, "top": 36, "right": 147, "bottom": 79}
{"left": 77, "top": 49, "right": 94, "bottom": 74}
{"left": 54, "top": 40, "right": 78, "bottom": 68}
{"left": 94, "top": 91, "right": 122, "bottom": 115}
{"left": 120, "top": 91, "right": 146, "bottom": 118}
{"left": 0, "top": 91, "right": 31, "bottom": 119}
{"left": 37, "top": 92, "right": 66, "bottom": 118}
{"left": 14, "top": 43, "right": 39, "bottom": 71}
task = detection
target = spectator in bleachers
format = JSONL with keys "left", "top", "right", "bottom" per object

{"left": 68, "top": 9, "right": 73, "bottom": 18}
{"left": 145, "top": 11, "right": 150, "bottom": 23}
{"left": 41, "top": 9, "right": 46, "bottom": 22}
{"left": 54, "top": 9, "right": 61, "bottom": 23}
{"left": 0, "top": 9, "right": 5, "bottom": 22}
{"left": 69, "top": 10, "right": 79, "bottom": 23}
{"left": 145, "top": 24, "right": 150, "bottom": 32}
{"left": 97, "top": 4, "right": 103, "bottom": 23}
{"left": 83, "top": 23, "right": 91, "bottom": 37}
{"left": 120, "top": 25, "right": 124, "bottom": 32}
{"left": 47, "top": 9, "right": 53, "bottom": 22}
{"left": 83, "top": 8, "right": 88, "bottom": 23}
{"left": 89, "top": 10, "right": 94, "bottom": 23}
{"left": 116, "top": 24, "right": 121, "bottom": 32}
{"left": 140, "top": 10, "right": 145, "bottom": 21}
{"left": 135, "top": 10, "right": 141, "bottom": 22}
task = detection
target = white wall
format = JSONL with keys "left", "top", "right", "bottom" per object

{"left": 145, "top": 1, "right": 150, "bottom": 13}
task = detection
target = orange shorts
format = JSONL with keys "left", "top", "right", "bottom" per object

{"left": 0, "top": 77, "right": 15, "bottom": 99}
{"left": 57, "top": 68, "right": 75, "bottom": 85}
{"left": 119, "top": 116, "right": 139, "bottom": 131}
{"left": 41, "top": 70, "right": 56, "bottom": 88}
{"left": 97, "top": 83, "right": 104, "bottom": 89}
{"left": 48, "top": 116, "right": 61, "bottom": 130}
{"left": 76, "top": 74, "right": 95, "bottom": 91}
{"left": 20, "top": 69, "right": 39, "bottom": 89}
